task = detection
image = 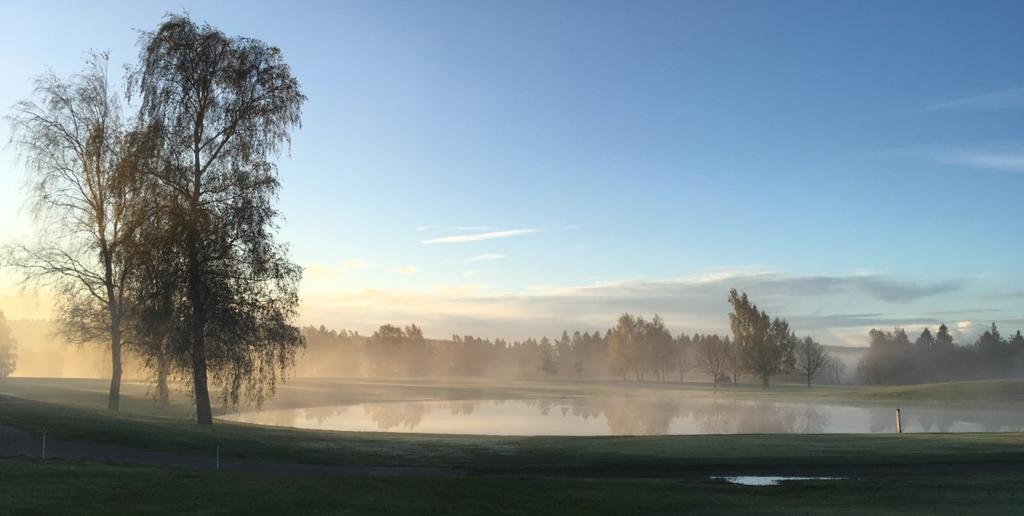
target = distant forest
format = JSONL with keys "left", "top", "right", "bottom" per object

{"left": 297, "top": 321, "right": 1024, "bottom": 387}
{"left": 296, "top": 290, "right": 844, "bottom": 389}
{"left": 857, "top": 324, "right": 1024, "bottom": 385}
{"left": 297, "top": 299, "right": 1024, "bottom": 388}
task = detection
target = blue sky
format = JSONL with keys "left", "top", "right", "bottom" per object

{"left": 1, "top": 1, "right": 1022, "bottom": 344}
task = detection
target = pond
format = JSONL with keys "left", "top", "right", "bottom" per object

{"left": 219, "top": 396, "right": 1024, "bottom": 436}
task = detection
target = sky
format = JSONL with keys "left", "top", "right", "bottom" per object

{"left": 1, "top": 0, "right": 1022, "bottom": 346}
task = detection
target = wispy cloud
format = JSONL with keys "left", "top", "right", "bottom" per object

{"left": 416, "top": 225, "right": 438, "bottom": 231}
{"left": 927, "top": 87, "right": 1024, "bottom": 112}
{"left": 466, "top": 253, "right": 506, "bottom": 262}
{"left": 526, "top": 270, "right": 967, "bottom": 305}
{"left": 853, "top": 276, "right": 967, "bottom": 302}
{"left": 984, "top": 291, "right": 1024, "bottom": 300}
{"left": 787, "top": 313, "right": 941, "bottom": 330}
{"left": 421, "top": 229, "right": 538, "bottom": 244}
{"left": 939, "top": 149, "right": 1024, "bottom": 173}
{"left": 395, "top": 266, "right": 418, "bottom": 274}
{"left": 456, "top": 226, "right": 492, "bottom": 231}
{"left": 888, "top": 144, "right": 1024, "bottom": 174}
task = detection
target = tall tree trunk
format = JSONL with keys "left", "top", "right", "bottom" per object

{"left": 186, "top": 142, "right": 213, "bottom": 425}
{"left": 103, "top": 246, "right": 121, "bottom": 412}
{"left": 191, "top": 317, "right": 212, "bottom": 424}
{"left": 187, "top": 227, "right": 213, "bottom": 425}
{"left": 108, "top": 325, "right": 122, "bottom": 411}
{"left": 156, "top": 349, "right": 170, "bottom": 406}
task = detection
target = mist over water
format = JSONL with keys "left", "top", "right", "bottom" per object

{"left": 221, "top": 397, "right": 1024, "bottom": 436}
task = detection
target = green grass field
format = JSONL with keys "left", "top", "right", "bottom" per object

{"left": 2, "top": 377, "right": 1024, "bottom": 514}
{"left": 3, "top": 458, "right": 1023, "bottom": 516}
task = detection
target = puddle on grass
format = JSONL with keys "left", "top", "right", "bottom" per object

{"left": 713, "top": 476, "right": 845, "bottom": 486}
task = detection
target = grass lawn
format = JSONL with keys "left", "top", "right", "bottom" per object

{"left": 2, "top": 458, "right": 1023, "bottom": 515}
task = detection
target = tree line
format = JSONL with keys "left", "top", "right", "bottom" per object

{"left": 2, "top": 14, "right": 305, "bottom": 424}
{"left": 294, "top": 289, "right": 839, "bottom": 389}
{"left": 857, "top": 323, "right": 1024, "bottom": 385}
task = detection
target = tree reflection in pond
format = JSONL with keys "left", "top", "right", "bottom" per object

{"left": 364, "top": 402, "right": 430, "bottom": 431}
{"left": 220, "top": 397, "right": 1024, "bottom": 436}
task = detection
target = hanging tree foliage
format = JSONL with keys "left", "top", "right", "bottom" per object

{"left": 131, "top": 14, "right": 307, "bottom": 424}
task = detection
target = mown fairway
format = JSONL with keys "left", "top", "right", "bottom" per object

{"left": 4, "top": 458, "right": 1024, "bottom": 516}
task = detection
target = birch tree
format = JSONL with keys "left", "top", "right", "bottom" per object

{"left": 5, "top": 53, "right": 141, "bottom": 410}
{"left": 133, "top": 15, "right": 306, "bottom": 424}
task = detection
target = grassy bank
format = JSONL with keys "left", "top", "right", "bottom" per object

{"left": 5, "top": 376, "right": 1023, "bottom": 414}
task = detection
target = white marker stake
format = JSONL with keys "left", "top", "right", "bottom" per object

{"left": 896, "top": 408, "right": 902, "bottom": 434}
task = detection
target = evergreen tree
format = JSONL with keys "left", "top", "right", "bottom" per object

{"left": 538, "top": 337, "right": 558, "bottom": 376}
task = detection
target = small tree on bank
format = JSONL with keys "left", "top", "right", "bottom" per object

{"left": 696, "top": 333, "right": 730, "bottom": 387}
{"left": 608, "top": 314, "right": 640, "bottom": 380}
{"left": 673, "top": 333, "right": 694, "bottom": 383}
{"left": 794, "top": 336, "right": 830, "bottom": 388}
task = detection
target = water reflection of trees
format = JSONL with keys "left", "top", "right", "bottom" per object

{"left": 689, "top": 399, "right": 737, "bottom": 434}
{"left": 278, "top": 397, "right": 1024, "bottom": 435}
{"left": 363, "top": 402, "right": 430, "bottom": 430}
{"left": 602, "top": 398, "right": 680, "bottom": 435}
{"left": 909, "top": 409, "right": 1023, "bottom": 433}
{"left": 914, "top": 412, "right": 953, "bottom": 433}
{"left": 351, "top": 397, "right": 833, "bottom": 435}
{"left": 796, "top": 405, "right": 831, "bottom": 434}
{"left": 446, "top": 401, "right": 477, "bottom": 415}
{"left": 685, "top": 399, "right": 827, "bottom": 434}
{"left": 500, "top": 397, "right": 828, "bottom": 435}
{"left": 303, "top": 405, "right": 351, "bottom": 425}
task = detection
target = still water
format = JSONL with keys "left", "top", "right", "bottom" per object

{"left": 219, "top": 397, "right": 1024, "bottom": 436}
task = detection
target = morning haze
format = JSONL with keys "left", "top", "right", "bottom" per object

{"left": 0, "top": 2, "right": 1023, "bottom": 514}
